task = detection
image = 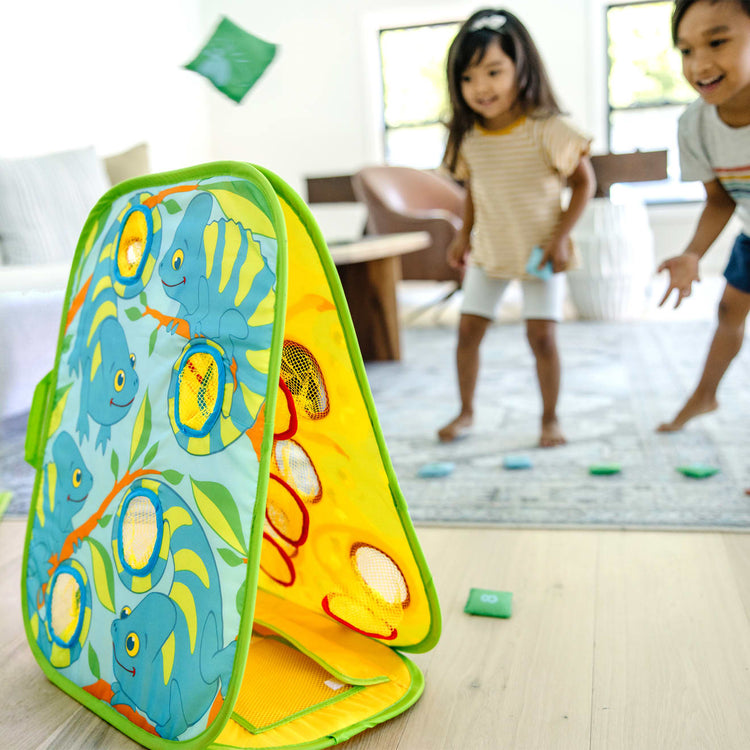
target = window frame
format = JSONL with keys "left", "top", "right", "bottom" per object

{"left": 603, "top": 0, "right": 702, "bottom": 203}
{"left": 376, "top": 18, "right": 461, "bottom": 169}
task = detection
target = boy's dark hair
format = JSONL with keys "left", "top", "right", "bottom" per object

{"left": 443, "top": 8, "right": 562, "bottom": 173}
{"left": 672, "top": 0, "right": 750, "bottom": 44}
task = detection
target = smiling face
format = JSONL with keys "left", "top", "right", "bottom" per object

{"left": 677, "top": 0, "right": 750, "bottom": 124}
{"left": 91, "top": 318, "right": 138, "bottom": 425}
{"left": 52, "top": 432, "right": 93, "bottom": 509}
{"left": 159, "top": 193, "right": 213, "bottom": 309}
{"left": 460, "top": 38, "right": 521, "bottom": 130}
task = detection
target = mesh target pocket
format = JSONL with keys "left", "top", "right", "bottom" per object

{"left": 280, "top": 341, "right": 329, "bottom": 419}
{"left": 114, "top": 206, "right": 153, "bottom": 284}
{"left": 175, "top": 346, "right": 225, "bottom": 436}
{"left": 232, "top": 635, "right": 361, "bottom": 734}
{"left": 48, "top": 569, "right": 84, "bottom": 647}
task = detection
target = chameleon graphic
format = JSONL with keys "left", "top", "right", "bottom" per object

{"left": 69, "top": 314, "right": 138, "bottom": 453}
{"left": 110, "top": 478, "right": 236, "bottom": 739}
{"left": 159, "top": 192, "right": 276, "bottom": 453}
{"left": 26, "top": 432, "right": 93, "bottom": 653}
{"left": 67, "top": 194, "right": 161, "bottom": 451}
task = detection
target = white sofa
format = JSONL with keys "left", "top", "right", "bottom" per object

{"left": 0, "top": 144, "right": 150, "bottom": 419}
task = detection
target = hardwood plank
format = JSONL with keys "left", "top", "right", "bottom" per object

{"left": 719, "top": 533, "right": 750, "bottom": 625}
{"left": 350, "top": 528, "right": 598, "bottom": 750}
{"left": 591, "top": 531, "right": 750, "bottom": 750}
{"left": 7, "top": 519, "right": 750, "bottom": 749}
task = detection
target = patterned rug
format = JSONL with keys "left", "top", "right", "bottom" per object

{"left": 0, "top": 411, "right": 33, "bottom": 518}
{"left": 3, "top": 319, "right": 749, "bottom": 529}
{"left": 366, "top": 319, "right": 750, "bottom": 529}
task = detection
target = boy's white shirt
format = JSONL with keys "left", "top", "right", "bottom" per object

{"left": 679, "top": 98, "right": 750, "bottom": 235}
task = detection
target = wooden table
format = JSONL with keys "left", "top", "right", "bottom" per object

{"left": 327, "top": 231, "right": 430, "bottom": 361}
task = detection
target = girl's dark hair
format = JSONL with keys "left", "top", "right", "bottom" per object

{"left": 443, "top": 8, "right": 562, "bottom": 173}
{"left": 672, "top": 0, "right": 750, "bottom": 44}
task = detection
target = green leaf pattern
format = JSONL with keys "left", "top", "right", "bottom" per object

{"left": 86, "top": 538, "right": 116, "bottom": 614}
{"left": 191, "top": 478, "right": 248, "bottom": 556}
{"left": 128, "top": 390, "right": 152, "bottom": 469}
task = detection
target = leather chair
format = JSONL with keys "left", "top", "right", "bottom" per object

{"left": 351, "top": 166, "right": 465, "bottom": 282}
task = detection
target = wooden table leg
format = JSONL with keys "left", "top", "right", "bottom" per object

{"left": 336, "top": 256, "right": 401, "bottom": 361}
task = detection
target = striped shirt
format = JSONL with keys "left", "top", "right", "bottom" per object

{"left": 678, "top": 98, "right": 750, "bottom": 235}
{"left": 454, "top": 114, "right": 591, "bottom": 279}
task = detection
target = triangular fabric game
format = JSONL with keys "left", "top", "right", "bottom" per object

{"left": 22, "top": 162, "right": 441, "bottom": 748}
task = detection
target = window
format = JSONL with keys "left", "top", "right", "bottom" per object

{"left": 376, "top": 5, "right": 703, "bottom": 201}
{"left": 378, "top": 22, "right": 459, "bottom": 169}
{"left": 606, "top": 0, "right": 702, "bottom": 201}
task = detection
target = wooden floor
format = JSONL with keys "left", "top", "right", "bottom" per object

{"left": 3, "top": 517, "right": 750, "bottom": 749}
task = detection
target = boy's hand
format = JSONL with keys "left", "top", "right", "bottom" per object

{"left": 446, "top": 232, "right": 471, "bottom": 272}
{"left": 658, "top": 253, "right": 700, "bottom": 308}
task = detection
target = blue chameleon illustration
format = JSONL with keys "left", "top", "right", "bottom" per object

{"left": 158, "top": 192, "right": 276, "bottom": 453}
{"left": 26, "top": 432, "right": 93, "bottom": 663}
{"left": 26, "top": 432, "right": 93, "bottom": 611}
{"left": 69, "top": 313, "right": 138, "bottom": 453}
{"left": 110, "top": 478, "right": 236, "bottom": 739}
{"left": 159, "top": 192, "right": 275, "bottom": 352}
{"left": 67, "top": 194, "right": 163, "bottom": 452}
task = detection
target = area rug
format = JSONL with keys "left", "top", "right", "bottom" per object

{"left": 3, "top": 320, "right": 749, "bottom": 529}
{"left": 365, "top": 319, "right": 750, "bottom": 530}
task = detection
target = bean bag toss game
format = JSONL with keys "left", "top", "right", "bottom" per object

{"left": 21, "top": 162, "right": 441, "bottom": 749}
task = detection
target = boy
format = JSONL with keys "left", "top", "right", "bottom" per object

{"left": 658, "top": 0, "right": 750, "bottom": 431}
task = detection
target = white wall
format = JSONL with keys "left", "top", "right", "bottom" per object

{"left": 200, "top": 0, "right": 589, "bottom": 190}
{"left": 199, "top": 0, "right": 723, "bottom": 267}
{"left": 0, "top": 0, "right": 726, "bottom": 267}
{"left": 0, "top": 0, "right": 211, "bottom": 171}
{"left": 197, "top": 0, "right": 591, "bottom": 238}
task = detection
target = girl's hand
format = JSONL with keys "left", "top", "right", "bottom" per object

{"left": 447, "top": 232, "right": 471, "bottom": 272}
{"left": 658, "top": 253, "right": 700, "bottom": 308}
{"left": 539, "top": 236, "right": 569, "bottom": 274}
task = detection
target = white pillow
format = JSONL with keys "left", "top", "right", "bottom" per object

{"left": 0, "top": 146, "right": 110, "bottom": 266}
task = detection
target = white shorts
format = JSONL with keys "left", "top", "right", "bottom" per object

{"left": 460, "top": 264, "right": 565, "bottom": 322}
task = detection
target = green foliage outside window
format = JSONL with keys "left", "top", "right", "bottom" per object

{"left": 379, "top": 23, "right": 458, "bottom": 127}
{"left": 607, "top": 1, "right": 694, "bottom": 109}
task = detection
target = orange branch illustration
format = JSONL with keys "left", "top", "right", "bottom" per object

{"left": 143, "top": 184, "right": 199, "bottom": 209}
{"left": 142, "top": 306, "right": 190, "bottom": 339}
{"left": 83, "top": 681, "right": 159, "bottom": 736}
{"left": 65, "top": 274, "right": 92, "bottom": 333}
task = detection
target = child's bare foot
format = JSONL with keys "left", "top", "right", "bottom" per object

{"left": 657, "top": 394, "right": 718, "bottom": 432}
{"left": 540, "top": 417, "right": 566, "bottom": 448}
{"left": 438, "top": 413, "right": 473, "bottom": 442}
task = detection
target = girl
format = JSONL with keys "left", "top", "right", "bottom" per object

{"left": 658, "top": 0, "right": 750, "bottom": 432}
{"left": 438, "top": 8, "right": 595, "bottom": 447}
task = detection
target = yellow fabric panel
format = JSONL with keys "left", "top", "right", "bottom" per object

{"left": 232, "top": 636, "right": 359, "bottom": 732}
{"left": 214, "top": 654, "right": 411, "bottom": 748}
{"left": 253, "top": 589, "right": 402, "bottom": 684}
{"left": 255, "top": 198, "right": 431, "bottom": 649}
